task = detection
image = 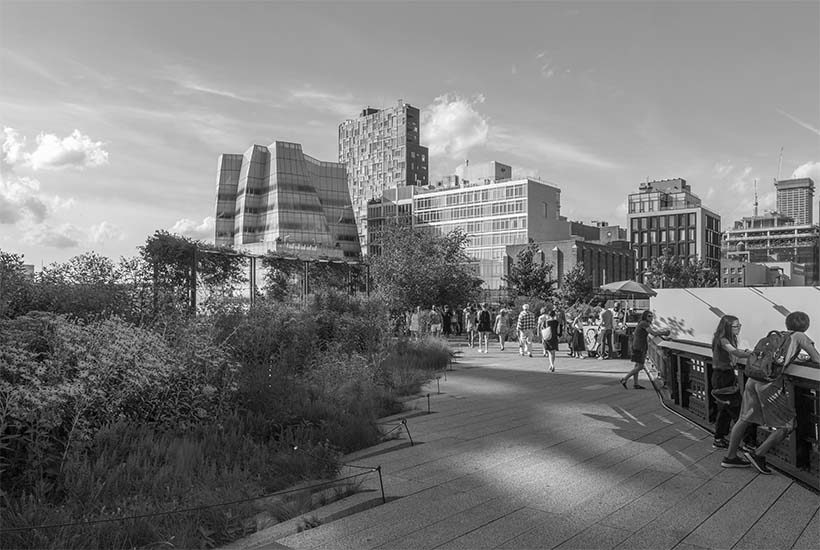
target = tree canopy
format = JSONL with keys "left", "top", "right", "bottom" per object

{"left": 368, "top": 223, "right": 482, "bottom": 311}
{"left": 557, "top": 261, "right": 594, "bottom": 306}
{"left": 644, "top": 247, "right": 719, "bottom": 288}
{"left": 502, "top": 240, "right": 556, "bottom": 301}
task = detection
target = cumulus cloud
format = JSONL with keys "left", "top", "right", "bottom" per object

{"left": 792, "top": 161, "right": 820, "bottom": 182}
{"left": 170, "top": 216, "right": 215, "bottom": 241}
{"left": 2, "top": 126, "right": 109, "bottom": 171}
{"left": 421, "top": 94, "right": 489, "bottom": 161}
{"left": 24, "top": 222, "right": 83, "bottom": 249}
{"left": 88, "top": 221, "right": 125, "bottom": 243}
{"left": 27, "top": 129, "right": 109, "bottom": 170}
{"left": 0, "top": 175, "right": 49, "bottom": 224}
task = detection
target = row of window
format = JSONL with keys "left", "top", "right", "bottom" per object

{"left": 631, "top": 229, "right": 696, "bottom": 244}
{"left": 634, "top": 243, "right": 698, "bottom": 258}
{"left": 416, "top": 185, "right": 526, "bottom": 210}
{"left": 631, "top": 213, "right": 698, "bottom": 231}
{"left": 415, "top": 200, "right": 527, "bottom": 223}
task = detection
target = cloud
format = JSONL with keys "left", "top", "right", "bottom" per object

{"left": 24, "top": 222, "right": 83, "bottom": 249}
{"left": 421, "top": 94, "right": 489, "bottom": 161}
{"left": 2, "top": 127, "right": 27, "bottom": 168}
{"left": 170, "top": 216, "right": 215, "bottom": 241}
{"left": 776, "top": 109, "right": 820, "bottom": 136}
{"left": 88, "top": 221, "right": 125, "bottom": 244}
{"left": 491, "top": 126, "right": 618, "bottom": 170}
{"left": 713, "top": 161, "right": 733, "bottom": 179}
{"left": 0, "top": 173, "right": 49, "bottom": 224}
{"left": 289, "top": 88, "right": 362, "bottom": 119}
{"left": 792, "top": 161, "right": 820, "bottom": 182}
{"left": 27, "top": 129, "right": 109, "bottom": 170}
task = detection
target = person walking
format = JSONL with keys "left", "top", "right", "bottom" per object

{"left": 516, "top": 304, "right": 536, "bottom": 357}
{"left": 409, "top": 306, "right": 421, "bottom": 340}
{"left": 442, "top": 305, "right": 453, "bottom": 337}
{"left": 465, "top": 306, "right": 477, "bottom": 348}
{"left": 618, "top": 310, "right": 670, "bottom": 389}
{"left": 536, "top": 307, "right": 549, "bottom": 357}
{"left": 539, "top": 309, "right": 562, "bottom": 372}
{"left": 722, "top": 311, "right": 820, "bottom": 472}
{"left": 429, "top": 305, "right": 442, "bottom": 337}
{"left": 710, "top": 315, "right": 753, "bottom": 449}
{"left": 477, "top": 303, "right": 493, "bottom": 353}
{"left": 599, "top": 304, "right": 615, "bottom": 359}
{"left": 569, "top": 313, "right": 585, "bottom": 358}
{"left": 494, "top": 308, "right": 511, "bottom": 350}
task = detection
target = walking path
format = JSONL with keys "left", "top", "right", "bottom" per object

{"left": 231, "top": 343, "right": 819, "bottom": 550}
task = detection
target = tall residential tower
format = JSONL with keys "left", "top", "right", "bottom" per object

{"left": 775, "top": 177, "right": 815, "bottom": 225}
{"left": 338, "top": 101, "right": 429, "bottom": 250}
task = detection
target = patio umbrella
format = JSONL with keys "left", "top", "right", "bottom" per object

{"left": 599, "top": 280, "right": 657, "bottom": 297}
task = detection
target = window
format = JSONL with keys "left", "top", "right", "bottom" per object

{"left": 688, "top": 213, "right": 696, "bottom": 226}
{"left": 543, "top": 202, "right": 549, "bottom": 218}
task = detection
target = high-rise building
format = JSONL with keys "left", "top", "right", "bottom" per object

{"left": 215, "top": 141, "right": 360, "bottom": 259}
{"left": 627, "top": 178, "right": 722, "bottom": 278}
{"left": 775, "top": 177, "right": 815, "bottom": 225}
{"left": 338, "top": 101, "right": 429, "bottom": 250}
{"left": 722, "top": 212, "right": 819, "bottom": 284}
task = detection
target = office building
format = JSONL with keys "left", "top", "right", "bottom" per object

{"left": 338, "top": 101, "right": 429, "bottom": 250}
{"left": 722, "top": 212, "right": 819, "bottom": 284}
{"left": 720, "top": 259, "right": 805, "bottom": 287}
{"left": 627, "top": 178, "right": 722, "bottom": 278}
{"left": 507, "top": 239, "right": 634, "bottom": 290}
{"left": 775, "top": 177, "right": 815, "bottom": 225}
{"left": 412, "top": 177, "right": 568, "bottom": 289}
{"left": 215, "top": 141, "right": 360, "bottom": 259}
{"left": 365, "top": 186, "right": 415, "bottom": 256}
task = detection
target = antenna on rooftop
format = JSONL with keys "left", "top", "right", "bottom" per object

{"left": 753, "top": 179, "right": 758, "bottom": 217}
{"left": 775, "top": 146, "right": 784, "bottom": 183}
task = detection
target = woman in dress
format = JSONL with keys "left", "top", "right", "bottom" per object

{"left": 494, "top": 308, "right": 510, "bottom": 350}
{"left": 465, "top": 306, "right": 477, "bottom": 348}
{"left": 569, "top": 313, "right": 585, "bottom": 358}
{"left": 409, "top": 306, "right": 421, "bottom": 340}
{"left": 538, "top": 309, "right": 562, "bottom": 372}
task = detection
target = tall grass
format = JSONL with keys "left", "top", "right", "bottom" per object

{"left": 1, "top": 290, "right": 451, "bottom": 549}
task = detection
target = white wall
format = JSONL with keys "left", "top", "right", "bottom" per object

{"left": 650, "top": 287, "right": 820, "bottom": 349}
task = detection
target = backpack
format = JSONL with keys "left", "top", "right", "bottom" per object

{"left": 744, "top": 331, "right": 794, "bottom": 382}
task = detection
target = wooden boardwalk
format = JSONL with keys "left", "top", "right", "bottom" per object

{"left": 231, "top": 344, "right": 820, "bottom": 550}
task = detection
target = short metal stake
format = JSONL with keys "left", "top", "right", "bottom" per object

{"left": 401, "top": 418, "right": 414, "bottom": 446}
{"left": 427, "top": 393, "right": 431, "bottom": 413}
{"left": 376, "top": 466, "right": 386, "bottom": 504}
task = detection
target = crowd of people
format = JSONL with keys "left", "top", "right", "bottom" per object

{"left": 401, "top": 301, "right": 643, "bottom": 374}
{"left": 403, "top": 302, "right": 820, "bottom": 477}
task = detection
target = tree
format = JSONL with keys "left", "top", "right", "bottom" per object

{"left": 503, "top": 240, "right": 556, "bottom": 300}
{"left": 0, "top": 250, "right": 34, "bottom": 318}
{"left": 644, "top": 247, "right": 719, "bottom": 288}
{"left": 140, "top": 230, "right": 247, "bottom": 314}
{"left": 369, "top": 223, "right": 482, "bottom": 312}
{"left": 557, "top": 261, "right": 594, "bottom": 306}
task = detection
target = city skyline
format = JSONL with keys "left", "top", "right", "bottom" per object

{"left": 1, "top": 1, "right": 819, "bottom": 268}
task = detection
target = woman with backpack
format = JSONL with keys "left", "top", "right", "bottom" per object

{"left": 722, "top": 311, "right": 820, "bottom": 473}
{"left": 538, "top": 309, "right": 561, "bottom": 372}
{"left": 476, "top": 303, "right": 493, "bottom": 353}
{"left": 710, "top": 315, "right": 753, "bottom": 450}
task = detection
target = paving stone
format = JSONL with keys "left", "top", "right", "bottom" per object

{"left": 679, "top": 473, "right": 790, "bottom": 548}
{"left": 553, "top": 523, "right": 632, "bottom": 549}
{"left": 790, "top": 508, "right": 820, "bottom": 550}
{"left": 612, "top": 476, "right": 751, "bottom": 549}
{"left": 728, "top": 481, "right": 819, "bottom": 550}
{"left": 437, "top": 507, "right": 555, "bottom": 549}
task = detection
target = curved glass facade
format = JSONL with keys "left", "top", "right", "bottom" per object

{"left": 214, "top": 141, "right": 361, "bottom": 259}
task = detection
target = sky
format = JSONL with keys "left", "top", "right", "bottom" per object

{"left": 1, "top": 0, "right": 819, "bottom": 268}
